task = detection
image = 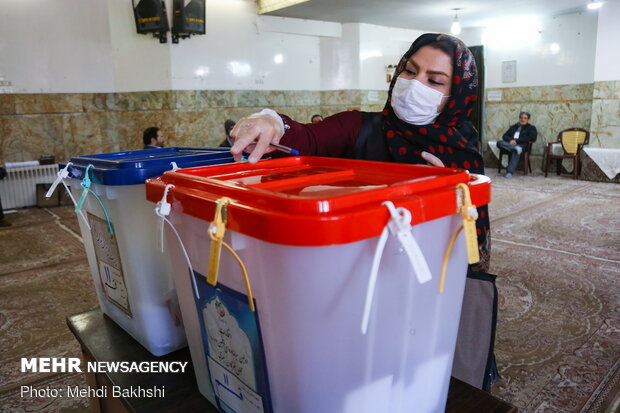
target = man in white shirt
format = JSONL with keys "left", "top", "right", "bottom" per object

{"left": 497, "top": 112, "right": 537, "bottom": 178}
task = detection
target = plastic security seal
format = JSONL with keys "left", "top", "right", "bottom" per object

{"left": 45, "top": 162, "right": 92, "bottom": 230}
{"left": 456, "top": 183, "right": 480, "bottom": 265}
{"left": 75, "top": 164, "right": 113, "bottom": 235}
{"left": 46, "top": 162, "right": 71, "bottom": 199}
{"left": 383, "top": 201, "right": 433, "bottom": 284}
{"left": 437, "top": 183, "right": 481, "bottom": 293}
{"left": 207, "top": 197, "right": 230, "bottom": 286}
{"left": 155, "top": 184, "right": 175, "bottom": 252}
{"left": 361, "top": 201, "right": 432, "bottom": 334}
{"left": 207, "top": 197, "right": 256, "bottom": 312}
{"left": 153, "top": 184, "right": 199, "bottom": 299}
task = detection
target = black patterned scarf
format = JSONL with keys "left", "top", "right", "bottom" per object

{"left": 383, "top": 33, "right": 490, "bottom": 271}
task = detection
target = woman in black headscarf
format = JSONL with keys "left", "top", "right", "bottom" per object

{"left": 231, "top": 33, "right": 490, "bottom": 272}
{"left": 230, "top": 33, "right": 498, "bottom": 390}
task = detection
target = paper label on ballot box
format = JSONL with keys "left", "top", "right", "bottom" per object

{"left": 89, "top": 213, "right": 131, "bottom": 317}
{"left": 192, "top": 271, "right": 272, "bottom": 413}
{"left": 208, "top": 356, "right": 264, "bottom": 413}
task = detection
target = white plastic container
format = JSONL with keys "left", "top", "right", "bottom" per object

{"left": 146, "top": 157, "right": 491, "bottom": 412}
{"left": 61, "top": 148, "right": 233, "bottom": 356}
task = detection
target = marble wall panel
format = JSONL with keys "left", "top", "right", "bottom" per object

{"left": 96, "top": 112, "right": 123, "bottom": 154}
{"left": 12, "top": 86, "right": 606, "bottom": 166}
{"left": 0, "top": 95, "right": 16, "bottom": 115}
{"left": 223, "top": 107, "right": 264, "bottom": 124}
{"left": 0, "top": 117, "right": 23, "bottom": 163}
{"left": 171, "top": 108, "right": 250, "bottom": 147}
{"left": 590, "top": 81, "right": 620, "bottom": 149}
{"left": 60, "top": 114, "right": 105, "bottom": 161}
{"left": 237, "top": 91, "right": 321, "bottom": 108}
{"left": 103, "top": 111, "right": 139, "bottom": 153}
{"left": 360, "top": 90, "right": 388, "bottom": 106}
{"left": 104, "top": 91, "right": 174, "bottom": 112}
{"left": 300, "top": 107, "right": 319, "bottom": 123}
{"left": 59, "top": 112, "right": 126, "bottom": 160}
{"left": 320, "top": 90, "right": 361, "bottom": 107}
{"left": 14, "top": 94, "right": 83, "bottom": 115}
{"left": 590, "top": 99, "right": 620, "bottom": 148}
{"left": 592, "top": 80, "right": 620, "bottom": 100}
{"left": 172, "top": 90, "right": 237, "bottom": 110}
{"left": 173, "top": 110, "right": 220, "bottom": 147}
{"left": 283, "top": 91, "right": 320, "bottom": 107}
{"left": 272, "top": 106, "right": 308, "bottom": 124}
{"left": 86, "top": 93, "right": 118, "bottom": 112}
{"left": 200, "top": 110, "right": 234, "bottom": 148}
{"left": 82, "top": 94, "right": 108, "bottom": 113}
{"left": 499, "top": 84, "right": 594, "bottom": 103}
{"left": 237, "top": 90, "right": 289, "bottom": 108}
{"left": 6, "top": 115, "right": 65, "bottom": 162}
{"left": 534, "top": 101, "right": 591, "bottom": 147}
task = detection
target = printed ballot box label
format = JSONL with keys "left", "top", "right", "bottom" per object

{"left": 208, "top": 356, "right": 264, "bottom": 413}
{"left": 193, "top": 271, "right": 272, "bottom": 413}
{"left": 89, "top": 213, "right": 131, "bottom": 317}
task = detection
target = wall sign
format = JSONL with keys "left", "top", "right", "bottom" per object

{"left": 501, "top": 60, "right": 517, "bottom": 83}
{"left": 487, "top": 90, "right": 502, "bottom": 102}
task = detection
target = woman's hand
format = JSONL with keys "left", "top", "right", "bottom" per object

{"left": 230, "top": 115, "right": 283, "bottom": 163}
{"left": 421, "top": 151, "right": 445, "bottom": 167}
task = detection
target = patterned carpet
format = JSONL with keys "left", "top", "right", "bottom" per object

{"left": 487, "top": 170, "right": 620, "bottom": 413}
{"left": 0, "top": 208, "right": 96, "bottom": 413}
{"left": 0, "top": 171, "right": 618, "bottom": 412}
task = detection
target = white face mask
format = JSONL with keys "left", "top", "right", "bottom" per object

{"left": 390, "top": 77, "right": 447, "bottom": 125}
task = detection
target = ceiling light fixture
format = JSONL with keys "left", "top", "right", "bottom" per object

{"left": 587, "top": 0, "right": 603, "bottom": 9}
{"left": 451, "top": 8, "right": 462, "bottom": 35}
{"left": 257, "top": 0, "right": 310, "bottom": 14}
{"left": 550, "top": 42, "right": 560, "bottom": 54}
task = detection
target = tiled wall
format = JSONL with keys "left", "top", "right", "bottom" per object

{"left": 0, "top": 90, "right": 387, "bottom": 164}
{"left": 2, "top": 83, "right": 617, "bottom": 171}
{"left": 590, "top": 81, "right": 620, "bottom": 149}
{"left": 483, "top": 83, "right": 595, "bottom": 171}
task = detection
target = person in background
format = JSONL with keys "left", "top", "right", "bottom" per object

{"left": 230, "top": 33, "right": 499, "bottom": 391}
{"left": 310, "top": 114, "right": 323, "bottom": 123}
{"left": 219, "top": 119, "right": 237, "bottom": 147}
{"left": 143, "top": 126, "right": 165, "bottom": 149}
{"left": 497, "top": 112, "right": 537, "bottom": 178}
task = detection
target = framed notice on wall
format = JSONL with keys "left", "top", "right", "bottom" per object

{"left": 502, "top": 60, "right": 517, "bottom": 83}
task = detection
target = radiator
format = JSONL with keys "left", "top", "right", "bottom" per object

{"left": 0, "top": 164, "right": 59, "bottom": 209}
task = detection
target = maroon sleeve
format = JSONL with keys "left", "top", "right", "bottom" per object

{"left": 277, "top": 111, "right": 364, "bottom": 157}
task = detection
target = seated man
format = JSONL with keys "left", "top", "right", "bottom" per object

{"left": 497, "top": 111, "right": 537, "bottom": 178}
{"left": 143, "top": 126, "right": 165, "bottom": 149}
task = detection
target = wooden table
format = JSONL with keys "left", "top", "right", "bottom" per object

{"left": 67, "top": 309, "right": 517, "bottom": 413}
